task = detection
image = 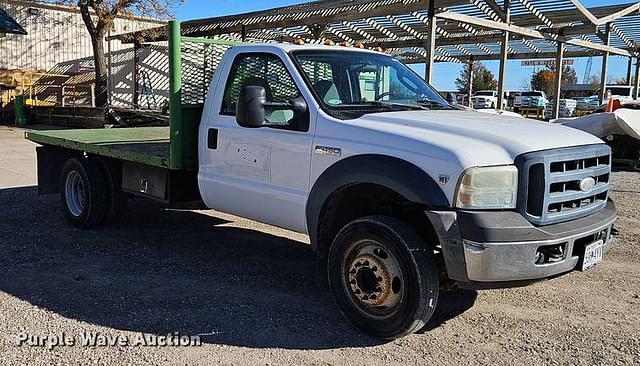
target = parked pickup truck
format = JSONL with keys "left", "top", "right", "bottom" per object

{"left": 514, "top": 90, "right": 549, "bottom": 111}
{"left": 471, "top": 90, "right": 505, "bottom": 109}
{"left": 598, "top": 85, "right": 638, "bottom": 103}
{"left": 26, "top": 21, "right": 617, "bottom": 339}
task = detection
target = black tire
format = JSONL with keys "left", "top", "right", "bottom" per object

{"left": 491, "top": 102, "right": 496, "bottom": 109}
{"left": 98, "top": 160, "right": 129, "bottom": 224}
{"left": 327, "top": 215, "right": 439, "bottom": 339}
{"left": 60, "top": 157, "right": 109, "bottom": 228}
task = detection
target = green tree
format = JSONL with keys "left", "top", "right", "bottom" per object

{"left": 455, "top": 62, "right": 497, "bottom": 93}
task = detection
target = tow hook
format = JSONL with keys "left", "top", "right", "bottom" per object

{"left": 611, "top": 227, "right": 620, "bottom": 236}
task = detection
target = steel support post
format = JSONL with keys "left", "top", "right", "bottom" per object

{"left": 467, "top": 58, "right": 474, "bottom": 107}
{"left": 599, "top": 23, "right": 611, "bottom": 104}
{"left": 424, "top": 0, "right": 436, "bottom": 84}
{"left": 553, "top": 41, "right": 565, "bottom": 119}
{"left": 634, "top": 57, "right": 640, "bottom": 99}
{"left": 497, "top": 0, "right": 511, "bottom": 110}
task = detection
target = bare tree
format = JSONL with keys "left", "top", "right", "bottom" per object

{"left": 587, "top": 74, "right": 601, "bottom": 92}
{"left": 55, "top": 0, "right": 180, "bottom": 107}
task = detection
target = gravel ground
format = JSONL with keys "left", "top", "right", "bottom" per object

{"left": 0, "top": 128, "right": 639, "bottom": 365}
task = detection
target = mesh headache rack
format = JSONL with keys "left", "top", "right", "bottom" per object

{"left": 166, "top": 22, "right": 244, "bottom": 170}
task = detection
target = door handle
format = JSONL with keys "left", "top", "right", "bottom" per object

{"left": 207, "top": 128, "right": 218, "bottom": 149}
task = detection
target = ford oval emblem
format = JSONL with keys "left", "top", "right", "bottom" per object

{"left": 579, "top": 177, "right": 596, "bottom": 192}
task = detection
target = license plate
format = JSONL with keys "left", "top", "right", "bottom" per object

{"left": 581, "top": 240, "right": 603, "bottom": 271}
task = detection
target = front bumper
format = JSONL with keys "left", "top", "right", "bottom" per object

{"left": 426, "top": 200, "right": 617, "bottom": 288}
{"left": 472, "top": 100, "right": 492, "bottom": 108}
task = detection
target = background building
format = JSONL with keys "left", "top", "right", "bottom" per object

{"left": 0, "top": 0, "right": 166, "bottom": 109}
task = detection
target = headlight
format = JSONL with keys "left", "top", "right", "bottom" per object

{"left": 455, "top": 166, "right": 518, "bottom": 209}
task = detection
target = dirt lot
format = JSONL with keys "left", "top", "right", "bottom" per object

{"left": 0, "top": 125, "right": 639, "bottom": 365}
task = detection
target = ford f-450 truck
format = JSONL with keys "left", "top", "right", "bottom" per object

{"left": 25, "top": 22, "right": 617, "bottom": 339}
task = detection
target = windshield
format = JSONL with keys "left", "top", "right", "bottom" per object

{"left": 474, "top": 91, "right": 495, "bottom": 96}
{"left": 292, "top": 50, "right": 451, "bottom": 116}
{"left": 522, "top": 91, "right": 543, "bottom": 97}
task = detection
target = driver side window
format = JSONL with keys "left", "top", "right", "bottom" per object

{"left": 221, "top": 53, "right": 301, "bottom": 126}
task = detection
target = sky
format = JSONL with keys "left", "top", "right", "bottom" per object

{"left": 173, "top": 0, "right": 635, "bottom": 92}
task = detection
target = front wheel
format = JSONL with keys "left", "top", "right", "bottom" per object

{"left": 327, "top": 216, "right": 439, "bottom": 339}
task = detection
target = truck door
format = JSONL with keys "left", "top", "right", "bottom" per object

{"left": 199, "top": 51, "right": 313, "bottom": 233}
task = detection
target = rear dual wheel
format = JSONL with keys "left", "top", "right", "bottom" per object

{"left": 60, "top": 157, "right": 127, "bottom": 228}
{"left": 328, "top": 216, "right": 439, "bottom": 339}
{"left": 61, "top": 158, "right": 109, "bottom": 228}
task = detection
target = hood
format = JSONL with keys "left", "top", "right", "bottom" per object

{"left": 349, "top": 109, "right": 604, "bottom": 166}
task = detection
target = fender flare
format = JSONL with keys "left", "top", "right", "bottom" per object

{"left": 306, "top": 154, "right": 450, "bottom": 251}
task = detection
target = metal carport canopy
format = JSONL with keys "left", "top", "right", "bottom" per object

{"left": 110, "top": 0, "right": 640, "bottom": 117}
{"left": 111, "top": 0, "right": 639, "bottom": 60}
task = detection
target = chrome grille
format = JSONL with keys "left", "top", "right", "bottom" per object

{"left": 515, "top": 145, "right": 612, "bottom": 226}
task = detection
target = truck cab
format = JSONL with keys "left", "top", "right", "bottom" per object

{"left": 196, "top": 44, "right": 616, "bottom": 336}
{"left": 27, "top": 39, "right": 617, "bottom": 339}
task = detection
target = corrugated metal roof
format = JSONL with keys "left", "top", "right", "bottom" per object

{"left": 110, "top": 0, "right": 640, "bottom": 63}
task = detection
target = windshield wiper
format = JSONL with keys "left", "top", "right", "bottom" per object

{"left": 358, "top": 101, "right": 430, "bottom": 111}
{"left": 411, "top": 99, "right": 452, "bottom": 109}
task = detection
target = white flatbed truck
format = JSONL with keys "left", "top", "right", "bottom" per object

{"left": 26, "top": 21, "right": 617, "bottom": 339}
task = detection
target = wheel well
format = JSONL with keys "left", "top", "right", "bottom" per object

{"left": 315, "top": 183, "right": 440, "bottom": 262}
{"left": 36, "top": 145, "right": 80, "bottom": 195}
{"left": 36, "top": 145, "right": 122, "bottom": 195}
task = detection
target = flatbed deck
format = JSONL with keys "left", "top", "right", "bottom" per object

{"left": 25, "top": 127, "right": 171, "bottom": 168}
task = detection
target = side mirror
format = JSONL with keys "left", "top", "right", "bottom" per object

{"left": 236, "top": 86, "right": 267, "bottom": 128}
{"left": 236, "top": 85, "right": 308, "bottom": 128}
